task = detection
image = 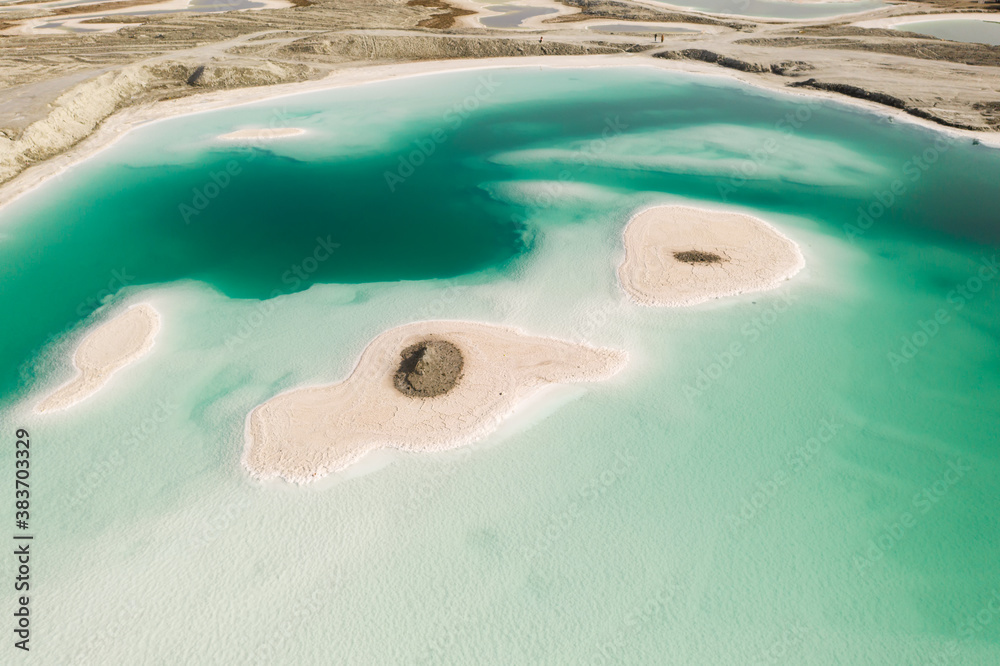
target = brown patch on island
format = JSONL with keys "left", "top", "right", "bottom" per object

{"left": 394, "top": 339, "right": 463, "bottom": 398}
{"left": 243, "top": 320, "right": 627, "bottom": 481}
{"left": 618, "top": 205, "right": 804, "bottom": 307}
{"left": 674, "top": 250, "right": 723, "bottom": 265}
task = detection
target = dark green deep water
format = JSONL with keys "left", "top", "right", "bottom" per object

{"left": 2, "top": 69, "right": 998, "bottom": 403}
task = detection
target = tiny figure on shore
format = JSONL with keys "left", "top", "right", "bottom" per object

{"left": 539, "top": 36, "right": 543, "bottom": 43}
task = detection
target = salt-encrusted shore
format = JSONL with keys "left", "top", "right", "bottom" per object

{"left": 4, "top": 52, "right": 1000, "bottom": 216}
{"left": 243, "top": 320, "right": 627, "bottom": 482}
{"left": 4, "top": 0, "right": 294, "bottom": 36}
{"left": 217, "top": 127, "right": 306, "bottom": 141}
{"left": 35, "top": 303, "right": 160, "bottom": 413}
{"left": 618, "top": 205, "right": 804, "bottom": 307}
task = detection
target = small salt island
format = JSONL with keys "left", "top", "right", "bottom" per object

{"left": 244, "top": 320, "right": 627, "bottom": 482}
{"left": 217, "top": 128, "right": 306, "bottom": 141}
{"left": 618, "top": 205, "right": 804, "bottom": 307}
{"left": 35, "top": 303, "right": 160, "bottom": 413}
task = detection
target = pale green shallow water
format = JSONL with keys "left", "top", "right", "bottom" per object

{"left": 898, "top": 19, "right": 1000, "bottom": 46}
{"left": 0, "top": 66, "right": 998, "bottom": 664}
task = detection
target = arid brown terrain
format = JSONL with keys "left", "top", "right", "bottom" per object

{"left": 1, "top": 0, "right": 998, "bottom": 185}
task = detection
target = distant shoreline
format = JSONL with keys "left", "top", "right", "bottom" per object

{"left": 854, "top": 12, "right": 1000, "bottom": 30}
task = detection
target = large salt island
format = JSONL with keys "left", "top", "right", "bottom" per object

{"left": 35, "top": 303, "right": 160, "bottom": 413}
{"left": 244, "top": 320, "right": 627, "bottom": 482}
{"left": 618, "top": 205, "right": 804, "bottom": 307}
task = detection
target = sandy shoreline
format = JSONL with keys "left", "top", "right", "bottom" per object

{"left": 35, "top": 302, "right": 160, "bottom": 413}
{"left": 243, "top": 320, "right": 627, "bottom": 482}
{"left": 618, "top": 205, "right": 804, "bottom": 306}
{"left": 2, "top": 53, "right": 998, "bottom": 215}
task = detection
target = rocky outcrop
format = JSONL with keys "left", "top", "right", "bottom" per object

{"left": 654, "top": 48, "right": 768, "bottom": 73}
{"left": 788, "top": 78, "right": 981, "bottom": 130}
{"left": 769, "top": 60, "right": 814, "bottom": 76}
{"left": 394, "top": 340, "right": 464, "bottom": 398}
{"left": 277, "top": 34, "right": 625, "bottom": 62}
{"left": 0, "top": 65, "right": 153, "bottom": 183}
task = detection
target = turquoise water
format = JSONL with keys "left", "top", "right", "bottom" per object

{"left": 1, "top": 66, "right": 998, "bottom": 663}
{"left": 899, "top": 19, "right": 1000, "bottom": 46}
